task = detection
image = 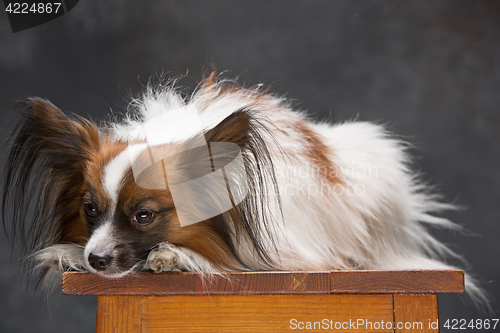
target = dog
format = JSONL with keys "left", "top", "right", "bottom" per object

{"left": 1, "top": 73, "right": 486, "bottom": 307}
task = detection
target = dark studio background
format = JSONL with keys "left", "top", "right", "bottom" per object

{"left": 0, "top": 1, "right": 499, "bottom": 332}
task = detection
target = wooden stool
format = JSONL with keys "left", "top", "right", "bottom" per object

{"left": 62, "top": 269, "right": 464, "bottom": 332}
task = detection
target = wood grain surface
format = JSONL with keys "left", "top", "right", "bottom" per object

{"left": 394, "top": 294, "right": 439, "bottom": 333}
{"left": 62, "top": 269, "right": 464, "bottom": 296}
{"left": 141, "top": 294, "right": 394, "bottom": 333}
{"left": 70, "top": 271, "right": 454, "bottom": 332}
{"left": 96, "top": 295, "right": 142, "bottom": 333}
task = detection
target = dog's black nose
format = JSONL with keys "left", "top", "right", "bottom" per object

{"left": 88, "top": 253, "right": 112, "bottom": 271}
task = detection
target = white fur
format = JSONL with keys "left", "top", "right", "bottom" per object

{"left": 83, "top": 222, "right": 115, "bottom": 264}
{"left": 35, "top": 244, "right": 86, "bottom": 272}
{"left": 143, "top": 242, "right": 221, "bottom": 275}
{"left": 82, "top": 222, "right": 139, "bottom": 278}
{"left": 112, "top": 85, "right": 450, "bottom": 272}
{"left": 103, "top": 143, "right": 148, "bottom": 205}
{"left": 108, "top": 81, "right": 488, "bottom": 307}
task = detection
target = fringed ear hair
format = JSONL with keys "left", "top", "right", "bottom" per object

{"left": 204, "top": 109, "right": 282, "bottom": 269}
{"left": 1, "top": 98, "right": 100, "bottom": 283}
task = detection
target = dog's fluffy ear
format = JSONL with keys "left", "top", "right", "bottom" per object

{"left": 11, "top": 98, "right": 101, "bottom": 174}
{"left": 201, "top": 110, "right": 281, "bottom": 268}
{"left": 1, "top": 98, "right": 100, "bottom": 279}
{"left": 204, "top": 111, "right": 251, "bottom": 148}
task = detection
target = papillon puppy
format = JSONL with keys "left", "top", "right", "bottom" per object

{"left": 1, "top": 73, "right": 486, "bottom": 306}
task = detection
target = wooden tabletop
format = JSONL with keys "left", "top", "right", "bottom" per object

{"left": 62, "top": 269, "right": 464, "bottom": 296}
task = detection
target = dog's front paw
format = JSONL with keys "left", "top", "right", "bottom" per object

{"left": 144, "top": 243, "right": 187, "bottom": 273}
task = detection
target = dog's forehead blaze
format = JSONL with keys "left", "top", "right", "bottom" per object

{"left": 84, "top": 139, "right": 175, "bottom": 212}
{"left": 84, "top": 139, "right": 128, "bottom": 202}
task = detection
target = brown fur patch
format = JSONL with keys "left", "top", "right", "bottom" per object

{"left": 295, "top": 121, "right": 344, "bottom": 186}
{"left": 167, "top": 217, "right": 239, "bottom": 269}
{"left": 116, "top": 167, "right": 239, "bottom": 269}
{"left": 61, "top": 138, "right": 128, "bottom": 245}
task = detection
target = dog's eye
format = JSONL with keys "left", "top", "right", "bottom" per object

{"left": 132, "top": 209, "right": 154, "bottom": 225}
{"left": 84, "top": 202, "right": 98, "bottom": 217}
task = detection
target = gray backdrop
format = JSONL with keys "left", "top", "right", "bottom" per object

{"left": 0, "top": 1, "right": 498, "bottom": 332}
